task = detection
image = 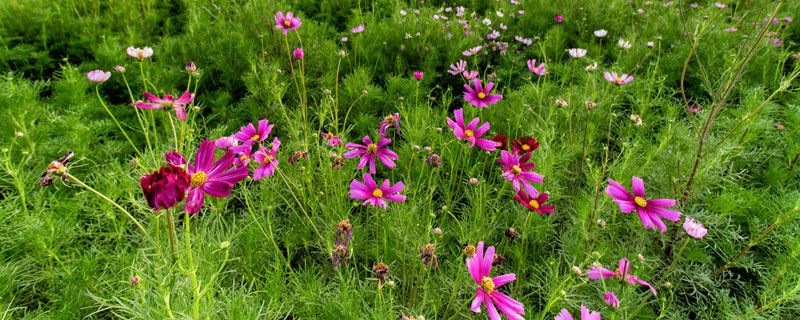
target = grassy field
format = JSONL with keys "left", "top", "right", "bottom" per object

{"left": 1, "top": 0, "right": 799, "bottom": 319}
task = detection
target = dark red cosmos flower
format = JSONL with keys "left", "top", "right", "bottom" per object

{"left": 514, "top": 189, "right": 554, "bottom": 215}
{"left": 141, "top": 166, "right": 191, "bottom": 211}
{"left": 491, "top": 134, "right": 509, "bottom": 151}
{"left": 511, "top": 137, "right": 539, "bottom": 155}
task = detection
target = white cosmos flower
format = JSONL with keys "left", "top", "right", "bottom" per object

{"left": 567, "top": 48, "right": 587, "bottom": 58}
{"left": 594, "top": 29, "right": 608, "bottom": 37}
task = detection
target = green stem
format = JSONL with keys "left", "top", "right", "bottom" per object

{"left": 95, "top": 85, "right": 144, "bottom": 160}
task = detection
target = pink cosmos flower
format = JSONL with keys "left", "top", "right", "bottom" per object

{"left": 514, "top": 189, "right": 554, "bottom": 215}
{"left": 527, "top": 59, "right": 546, "bottom": 76}
{"left": 467, "top": 241, "right": 525, "bottom": 320}
{"left": 587, "top": 258, "right": 657, "bottom": 296}
{"left": 464, "top": 79, "right": 503, "bottom": 108}
{"left": 274, "top": 11, "right": 301, "bottom": 35}
{"left": 115, "top": 66, "right": 125, "bottom": 73}
{"left": 463, "top": 45, "right": 483, "bottom": 56}
{"left": 379, "top": 113, "right": 400, "bottom": 137}
{"left": 349, "top": 173, "right": 405, "bottom": 209}
{"left": 350, "top": 24, "right": 365, "bottom": 33}
{"left": 683, "top": 217, "right": 707, "bottom": 239}
{"left": 555, "top": 14, "right": 564, "bottom": 23}
{"left": 215, "top": 135, "right": 239, "bottom": 150}
{"left": 321, "top": 133, "right": 343, "bottom": 146}
{"left": 690, "top": 3, "right": 698, "bottom": 8}
{"left": 343, "top": 136, "right": 399, "bottom": 174}
{"left": 232, "top": 119, "right": 274, "bottom": 153}
{"left": 131, "top": 92, "right": 195, "bottom": 121}
{"left": 604, "top": 71, "right": 634, "bottom": 85}
{"left": 87, "top": 70, "right": 111, "bottom": 83}
{"left": 498, "top": 150, "right": 543, "bottom": 196}
{"left": 554, "top": 305, "right": 601, "bottom": 320}
{"left": 252, "top": 137, "right": 280, "bottom": 180}
{"left": 413, "top": 72, "right": 423, "bottom": 80}
{"left": 446, "top": 108, "right": 497, "bottom": 151}
{"left": 605, "top": 176, "right": 682, "bottom": 232}
{"left": 604, "top": 292, "right": 620, "bottom": 309}
{"left": 463, "top": 70, "right": 479, "bottom": 80}
{"left": 126, "top": 46, "right": 153, "bottom": 59}
{"left": 449, "top": 60, "right": 467, "bottom": 75}
{"left": 714, "top": 2, "right": 726, "bottom": 8}
{"left": 293, "top": 48, "right": 304, "bottom": 59}
{"left": 165, "top": 140, "right": 250, "bottom": 214}
{"left": 234, "top": 147, "right": 254, "bottom": 168}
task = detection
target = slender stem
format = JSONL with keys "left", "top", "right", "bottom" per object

{"left": 184, "top": 210, "right": 200, "bottom": 319}
{"left": 95, "top": 85, "right": 144, "bottom": 160}
{"left": 64, "top": 172, "right": 150, "bottom": 240}
{"left": 165, "top": 208, "right": 177, "bottom": 264}
{"left": 375, "top": 205, "right": 380, "bottom": 261}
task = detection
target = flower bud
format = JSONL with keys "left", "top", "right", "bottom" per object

{"left": 220, "top": 241, "right": 230, "bottom": 249}
{"left": 432, "top": 227, "right": 442, "bottom": 235}
{"left": 469, "top": 178, "right": 478, "bottom": 185}
{"left": 571, "top": 266, "right": 582, "bottom": 276}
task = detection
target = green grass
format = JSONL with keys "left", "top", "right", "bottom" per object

{"left": 1, "top": 0, "right": 800, "bottom": 319}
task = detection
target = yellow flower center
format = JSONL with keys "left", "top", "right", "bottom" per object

{"left": 464, "top": 130, "right": 474, "bottom": 138}
{"left": 264, "top": 155, "right": 273, "bottom": 163}
{"left": 384, "top": 115, "right": 396, "bottom": 124}
{"left": 481, "top": 277, "right": 495, "bottom": 294}
{"left": 511, "top": 165, "right": 522, "bottom": 175}
{"left": 190, "top": 172, "right": 207, "bottom": 186}
{"left": 251, "top": 134, "right": 260, "bottom": 140}
{"left": 614, "top": 77, "right": 621, "bottom": 83}
{"left": 372, "top": 189, "right": 383, "bottom": 198}
{"left": 240, "top": 155, "right": 249, "bottom": 162}
{"left": 478, "top": 92, "right": 486, "bottom": 99}
{"left": 137, "top": 51, "right": 143, "bottom": 58}
{"left": 522, "top": 144, "right": 530, "bottom": 151}
{"left": 284, "top": 20, "right": 292, "bottom": 27}
{"left": 529, "top": 199, "right": 540, "bottom": 209}
{"left": 367, "top": 143, "right": 378, "bottom": 154}
{"left": 634, "top": 197, "right": 647, "bottom": 208}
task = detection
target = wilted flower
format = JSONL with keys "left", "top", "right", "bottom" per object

{"left": 630, "top": 114, "right": 643, "bottom": 126}
{"left": 321, "top": 132, "right": 342, "bottom": 147}
{"left": 288, "top": 149, "right": 308, "bottom": 166}
{"left": 585, "top": 62, "right": 598, "bottom": 71}
{"left": 126, "top": 46, "right": 153, "bottom": 59}
{"left": 683, "top": 217, "right": 708, "bottom": 239}
{"left": 335, "top": 219, "right": 353, "bottom": 245}
{"left": 420, "top": 243, "right": 439, "bottom": 270}
{"left": 604, "top": 292, "right": 620, "bottom": 309}
{"left": 426, "top": 154, "right": 442, "bottom": 168}
{"left": 274, "top": 11, "right": 302, "bottom": 35}
{"left": 330, "top": 153, "right": 344, "bottom": 170}
{"left": 585, "top": 101, "right": 598, "bottom": 109}
{"left": 492, "top": 254, "right": 504, "bottom": 266}
{"left": 130, "top": 276, "right": 140, "bottom": 286}
{"left": 373, "top": 262, "right": 389, "bottom": 284}
{"left": 555, "top": 98, "right": 569, "bottom": 107}
{"left": 86, "top": 70, "right": 111, "bottom": 83}
{"left": 504, "top": 228, "right": 519, "bottom": 243}
{"left": 379, "top": 113, "right": 400, "bottom": 137}
{"left": 332, "top": 245, "right": 349, "bottom": 267}
{"left": 687, "top": 105, "right": 703, "bottom": 112}
{"left": 463, "top": 244, "right": 476, "bottom": 258}
{"left": 39, "top": 151, "right": 74, "bottom": 187}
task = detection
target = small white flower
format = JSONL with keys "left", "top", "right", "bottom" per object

{"left": 647, "top": 41, "right": 655, "bottom": 47}
{"left": 405, "top": 33, "right": 412, "bottom": 39}
{"left": 594, "top": 29, "right": 608, "bottom": 37}
{"left": 618, "top": 39, "right": 632, "bottom": 49}
{"left": 630, "top": 114, "right": 643, "bottom": 126}
{"left": 585, "top": 62, "right": 598, "bottom": 71}
{"left": 482, "top": 18, "right": 492, "bottom": 25}
{"left": 567, "top": 48, "right": 587, "bottom": 58}
{"left": 496, "top": 10, "right": 504, "bottom": 18}
{"left": 400, "top": 9, "right": 407, "bottom": 15}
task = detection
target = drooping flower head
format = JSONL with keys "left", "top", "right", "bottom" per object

{"left": 252, "top": 137, "right": 281, "bottom": 180}
{"left": 499, "top": 150, "right": 544, "bottom": 197}
{"left": 165, "top": 140, "right": 250, "bottom": 214}
{"left": 232, "top": 119, "right": 274, "bottom": 152}
{"left": 446, "top": 108, "right": 498, "bottom": 151}
{"left": 87, "top": 70, "right": 111, "bottom": 83}
{"left": 514, "top": 189, "right": 554, "bottom": 215}
{"left": 604, "top": 71, "right": 634, "bottom": 85}
{"left": 491, "top": 134, "right": 509, "bottom": 151}
{"left": 467, "top": 241, "right": 525, "bottom": 320}
{"left": 605, "top": 176, "right": 682, "bottom": 232}
{"left": 126, "top": 46, "right": 153, "bottom": 59}
{"left": 511, "top": 136, "right": 539, "bottom": 154}
{"left": 349, "top": 173, "right": 406, "bottom": 210}
{"left": 274, "top": 11, "right": 301, "bottom": 35}
{"left": 288, "top": 149, "right": 308, "bottom": 166}
{"left": 321, "top": 133, "right": 343, "bottom": 147}
{"left": 449, "top": 60, "right": 467, "bottom": 75}
{"left": 131, "top": 92, "right": 195, "bottom": 121}
{"left": 343, "top": 136, "right": 399, "bottom": 174}
{"left": 332, "top": 244, "right": 349, "bottom": 268}
{"left": 140, "top": 165, "right": 191, "bottom": 211}
{"left": 379, "top": 113, "right": 400, "bottom": 137}
{"left": 683, "top": 217, "right": 708, "bottom": 239}
{"left": 587, "top": 258, "right": 657, "bottom": 296}
{"left": 39, "top": 151, "right": 74, "bottom": 187}
{"left": 527, "top": 59, "right": 546, "bottom": 76}
{"left": 335, "top": 219, "right": 353, "bottom": 245}
{"left": 554, "top": 305, "right": 601, "bottom": 320}
{"left": 373, "top": 262, "right": 389, "bottom": 284}
{"left": 464, "top": 79, "right": 503, "bottom": 108}
{"left": 420, "top": 243, "right": 439, "bottom": 270}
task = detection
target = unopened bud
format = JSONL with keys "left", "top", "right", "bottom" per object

{"left": 220, "top": 241, "right": 230, "bottom": 249}
{"left": 597, "top": 219, "right": 606, "bottom": 227}
{"left": 432, "top": 227, "right": 442, "bottom": 235}
{"left": 572, "top": 266, "right": 582, "bottom": 276}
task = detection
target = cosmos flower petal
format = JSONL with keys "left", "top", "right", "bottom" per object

{"left": 631, "top": 176, "right": 646, "bottom": 197}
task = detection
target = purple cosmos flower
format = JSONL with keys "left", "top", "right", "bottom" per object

{"left": 604, "top": 71, "right": 634, "bottom": 85}
{"left": 498, "top": 150, "right": 543, "bottom": 196}
{"left": 127, "top": 46, "right": 153, "bottom": 59}
{"left": 687, "top": 105, "right": 703, "bottom": 112}
{"left": 274, "top": 11, "right": 301, "bottom": 35}
{"left": 252, "top": 137, "right": 280, "bottom": 180}
{"left": 141, "top": 165, "right": 190, "bottom": 212}
{"left": 446, "top": 108, "right": 497, "bottom": 151}
{"left": 293, "top": 48, "right": 304, "bottom": 59}
{"left": 604, "top": 292, "right": 620, "bottom": 309}
{"left": 165, "top": 140, "right": 250, "bottom": 214}
{"left": 463, "top": 45, "right": 483, "bottom": 56}
{"left": 379, "top": 113, "right": 400, "bottom": 137}
{"left": 683, "top": 217, "right": 708, "bottom": 239}
{"left": 605, "top": 176, "right": 682, "bottom": 232}
{"left": 321, "top": 133, "right": 343, "bottom": 146}
{"left": 527, "top": 59, "right": 546, "bottom": 76}
{"left": 554, "top": 305, "right": 601, "bottom": 320}
{"left": 587, "top": 258, "right": 657, "bottom": 296}
{"left": 232, "top": 119, "right": 274, "bottom": 153}
{"left": 344, "top": 136, "right": 399, "bottom": 174}
{"left": 449, "top": 60, "right": 467, "bottom": 75}
{"left": 131, "top": 92, "right": 195, "bottom": 121}
{"left": 349, "top": 173, "right": 405, "bottom": 209}
{"left": 468, "top": 241, "right": 525, "bottom": 320}
{"left": 464, "top": 79, "right": 503, "bottom": 108}
{"left": 413, "top": 72, "right": 423, "bottom": 80}
{"left": 87, "top": 70, "right": 111, "bottom": 83}
{"left": 350, "top": 24, "right": 365, "bottom": 33}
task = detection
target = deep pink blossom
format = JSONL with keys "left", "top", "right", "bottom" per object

{"left": 252, "top": 137, "right": 280, "bottom": 180}
{"left": 554, "top": 305, "right": 601, "bottom": 320}
{"left": 587, "top": 258, "right": 657, "bottom": 296}
{"left": 379, "top": 113, "right": 400, "bottom": 137}
{"left": 274, "top": 11, "right": 301, "bottom": 35}
{"left": 349, "top": 173, "right": 405, "bottom": 209}
{"left": 140, "top": 166, "right": 190, "bottom": 212}
{"left": 446, "top": 108, "right": 497, "bottom": 151}
{"left": 413, "top": 72, "right": 423, "bottom": 80}
{"left": 467, "top": 241, "right": 525, "bottom": 320}
{"left": 498, "top": 150, "right": 543, "bottom": 196}
{"left": 232, "top": 119, "right": 274, "bottom": 153}
{"left": 321, "top": 132, "right": 343, "bottom": 146}
{"left": 514, "top": 189, "right": 553, "bottom": 215}
{"left": 605, "top": 176, "right": 682, "bottom": 232}
{"left": 464, "top": 79, "right": 503, "bottom": 108}
{"left": 344, "top": 136, "right": 399, "bottom": 174}
{"left": 131, "top": 92, "right": 195, "bottom": 121}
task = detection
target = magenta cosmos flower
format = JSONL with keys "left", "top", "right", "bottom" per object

{"left": 605, "top": 176, "right": 682, "bottom": 232}
{"left": 468, "top": 241, "right": 525, "bottom": 320}
{"left": 464, "top": 79, "right": 503, "bottom": 108}
{"left": 344, "top": 136, "right": 399, "bottom": 174}
{"left": 498, "top": 150, "right": 543, "bottom": 196}
{"left": 588, "top": 258, "right": 657, "bottom": 296}
{"left": 87, "top": 70, "right": 111, "bottom": 83}
{"left": 140, "top": 165, "right": 190, "bottom": 212}
{"left": 232, "top": 119, "right": 274, "bottom": 152}
{"left": 413, "top": 72, "right": 423, "bottom": 80}
{"left": 131, "top": 92, "right": 195, "bottom": 121}
{"left": 165, "top": 140, "right": 250, "bottom": 214}
{"left": 379, "top": 113, "right": 400, "bottom": 137}
{"left": 446, "top": 108, "right": 497, "bottom": 151}
{"left": 527, "top": 59, "right": 546, "bottom": 76}
{"left": 274, "top": 11, "right": 301, "bottom": 35}
{"left": 321, "top": 132, "right": 342, "bottom": 147}
{"left": 252, "top": 137, "right": 280, "bottom": 180}
{"left": 350, "top": 24, "right": 365, "bottom": 33}
{"left": 349, "top": 173, "right": 405, "bottom": 209}
{"left": 683, "top": 217, "right": 707, "bottom": 239}
{"left": 514, "top": 189, "right": 554, "bottom": 215}
{"left": 554, "top": 305, "right": 601, "bottom": 320}
{"left": 604, "top": 71, "right": 634, "bottom": 85}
